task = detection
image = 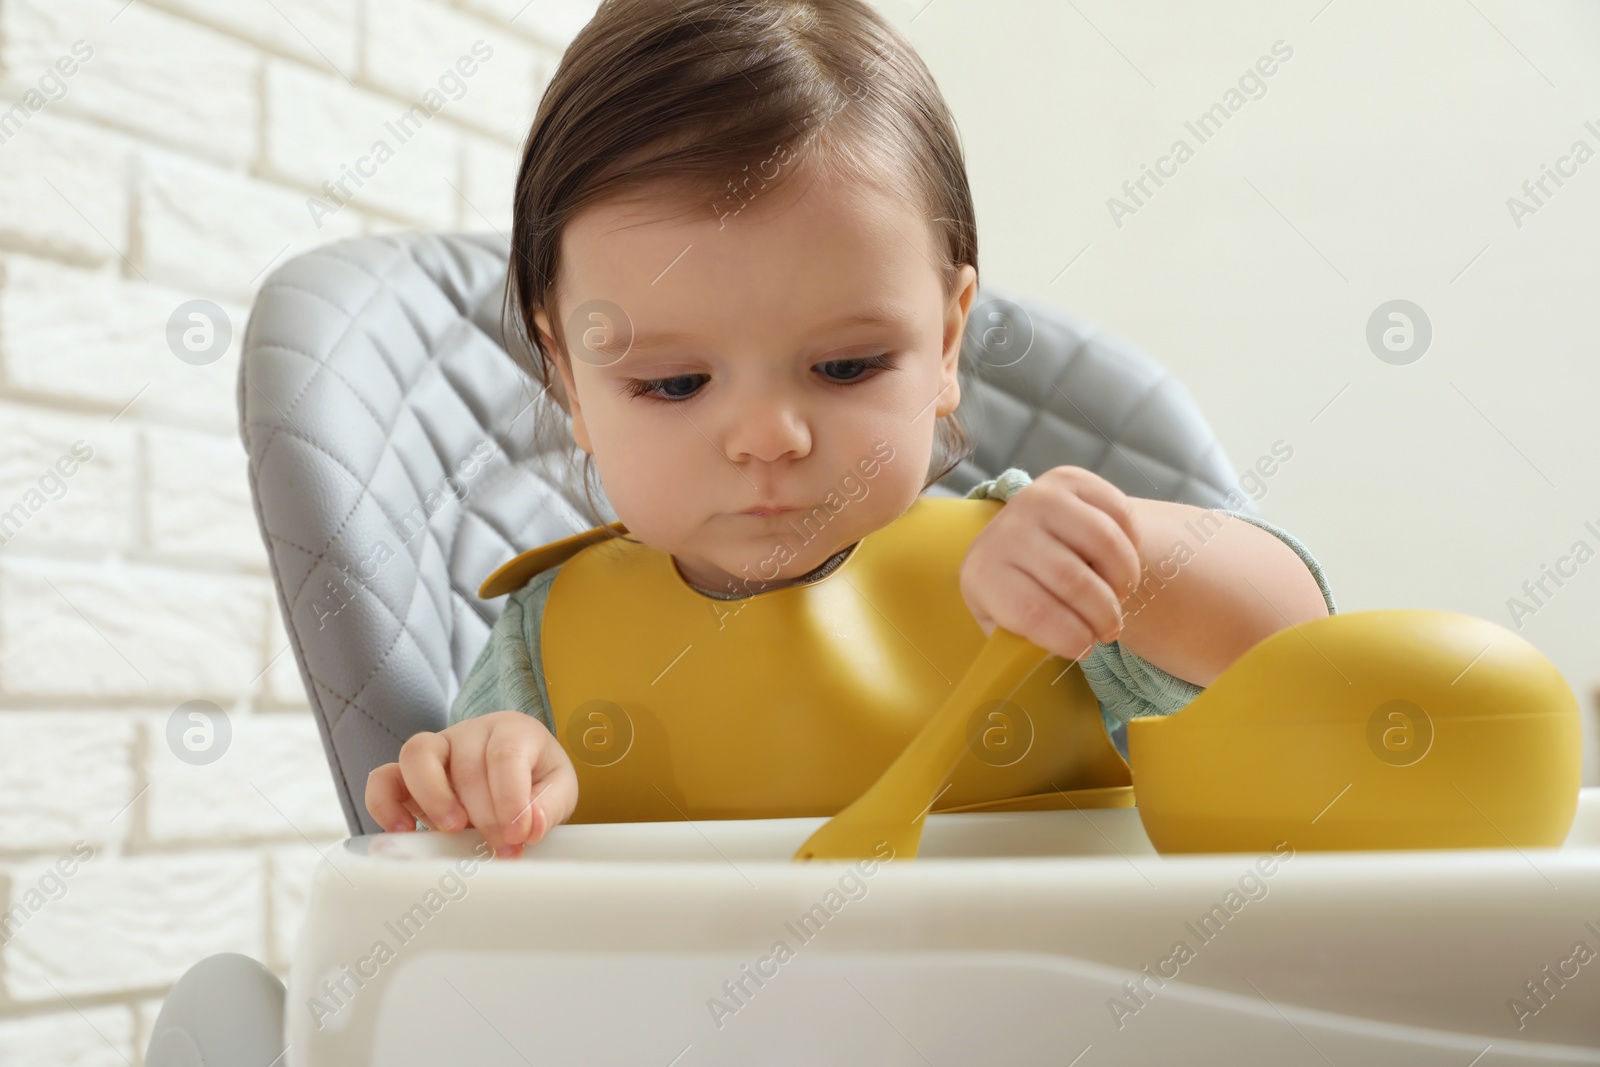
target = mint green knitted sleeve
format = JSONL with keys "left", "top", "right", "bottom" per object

{"left": 964, "top": 468, "right": 1338, "bottom": 735}
{"left": 448, "top": 567, "right": 560, "bottom": 736}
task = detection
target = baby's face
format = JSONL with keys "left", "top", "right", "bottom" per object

{"left": 537, "top": 164, "right": 977, "bottom": 595}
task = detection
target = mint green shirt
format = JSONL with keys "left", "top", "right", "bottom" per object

{"left": 449, "top": 469, "right": 1338, "bottom": 740}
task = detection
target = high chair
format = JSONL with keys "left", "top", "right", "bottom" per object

{"left": 144, "top": 232, "right": 1600, "bottom": 1066}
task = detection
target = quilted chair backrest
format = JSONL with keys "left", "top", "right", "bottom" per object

{"left": 240, "top": 232, "right": 1253, "bottom": 835}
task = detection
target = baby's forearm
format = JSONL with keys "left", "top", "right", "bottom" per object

{"left": 1109, "top": 498, "right": 1328, "bottom": 688}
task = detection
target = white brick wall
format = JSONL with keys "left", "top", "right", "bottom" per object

{"left": 4, "top": 0, "right": 260, "bottom": 166}
{"left": 0, "top": 1, "right": 586, "bottom": 1059}
{"left": 0, "top": 258, "right": 245, "bottom": 430}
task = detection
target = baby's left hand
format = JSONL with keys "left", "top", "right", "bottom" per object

{"left": 959, "top": 466, "right": 1144, "bottom": 661}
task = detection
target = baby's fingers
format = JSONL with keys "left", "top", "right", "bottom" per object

{"left": 396, "top": 732, "right": 468, "bottom": 832}
{"left": 488, "top": 718, "right": 578, "bottom": 848}
{"left": 484, "top": 723, "right": 540, "bottom": 850}
{"left": 526, "top": 737, "right": 579, "bottom": 845}
{"left": 366, "top": 763, "right": 419, "bottom": 834}
{"left": 990, "top": 560, "right": 1103, "bottom": 663}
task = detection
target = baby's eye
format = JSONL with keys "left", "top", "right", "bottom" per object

{"left": 625, "top": 355, "right": 892, "bottom": 402}
{"left": 816, "top": 354, "right": 893, "bottom": 383}
{"left": 626, "top": 374, "right": 708, "bottom": 402}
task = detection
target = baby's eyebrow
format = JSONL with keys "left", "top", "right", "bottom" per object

{"left": 626, "top": 308, "right": 908, "bottom": 355}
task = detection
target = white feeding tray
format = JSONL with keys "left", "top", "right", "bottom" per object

{"left": 288, "top": 788, "right": 1600, "bottom": 1065}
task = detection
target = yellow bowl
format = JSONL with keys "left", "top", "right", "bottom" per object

{"left": 1127, "top": 609, "right": 1582, "bottom": 853}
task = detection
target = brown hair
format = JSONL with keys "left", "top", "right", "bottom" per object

{"left": 501, "top": 0, "right": 979, "bottom": 532}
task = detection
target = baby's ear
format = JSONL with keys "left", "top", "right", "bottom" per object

{"left": 935, "top": 264, "right": 978, "bottom": 417}
{"left": 941, "top": 264, "right": 979, "bottom": 367}
{"left": 547, "top": 365, "right": 573, "bottom": 416}
{"left": 531, "top": 306, "right": 577, "bottom": 417}
{"left": 548, "top": 353, "right": 592, "bottom": 454}
{"left": 935, "top": 374, "right": 962, "bottom": 420}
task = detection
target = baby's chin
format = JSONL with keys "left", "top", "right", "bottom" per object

{"left": 671, "top": 529, "right": 862, "bottom": 593}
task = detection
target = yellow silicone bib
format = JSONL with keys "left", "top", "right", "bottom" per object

{"left": 481, "top": 497, "right": 1133, "bottom": 824}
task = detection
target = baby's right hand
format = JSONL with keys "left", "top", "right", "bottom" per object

{"left": 365, "top": 710, "right": 579, "bottom": 858}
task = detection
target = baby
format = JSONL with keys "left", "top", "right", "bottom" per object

{"left": 366, "top": 0, "right": 1336, "bottom": 858}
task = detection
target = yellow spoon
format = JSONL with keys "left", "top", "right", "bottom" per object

{"left": 792, "top": 626, "right": 1053, "bottom": 861}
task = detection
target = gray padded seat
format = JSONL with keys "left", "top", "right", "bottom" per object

{"left": 239, "top": 232, "right": 1254, "bottom": 835}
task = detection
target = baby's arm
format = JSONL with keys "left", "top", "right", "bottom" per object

{"left": 1110, "top": 497, "right": 1330, "bottom": 687}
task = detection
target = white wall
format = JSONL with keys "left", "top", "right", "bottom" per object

{"left": 878, "top": 0, "right": 1600, "bottom": 783}
{"left": 0, "top": 0, "right": 589, "bottom": 1058}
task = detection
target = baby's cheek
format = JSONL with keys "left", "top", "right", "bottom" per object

{"left": 590, "top": 451, "right": 677, "bottom": 528}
